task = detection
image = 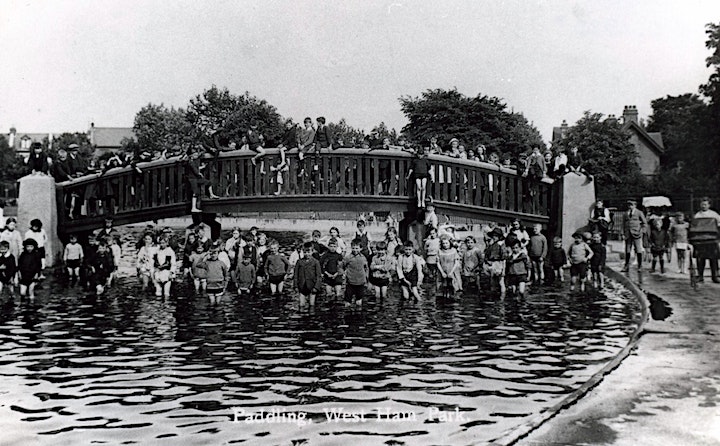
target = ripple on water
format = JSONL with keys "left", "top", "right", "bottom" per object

{"left": 0, "top": 229, "right": 642, "bottom": 445}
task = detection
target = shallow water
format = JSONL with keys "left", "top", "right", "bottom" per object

{"left": 0, "top": 230, "right": 641, "bottom": 445}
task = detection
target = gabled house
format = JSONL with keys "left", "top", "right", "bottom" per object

{"left": 5, "top": 128, "right": 54, "bottom": 160}
{"left": 88, "top": 123, "right": 135, "bottom": 155}
{"left": 551, "top": 105, "right": 664, "bottom": 177}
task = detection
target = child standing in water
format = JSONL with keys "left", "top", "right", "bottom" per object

{"left": 153, "top": 237, "right": 176, "bottom": 298}
{"left": 505, "top": 240, "right": 531, "bottom": 299}
{"left": 461, "top": 236, "right": 484, "bottom": 293}
{"left": 235, "top": 253, "right": 257, "bottom": 296}
{"left": 264, "top": 240, "right": 289, "bottom": 295}
{"left": 64, "top": 234, "right": 84, "bottom": 286}
{"left": 203, "top": 247, "right": 229, "bottom": 306}
{"left": 343, "top": 239, "right": 369, "bottom": 308}
{"left": 320, "top": 238, "right": 344, "bottom": 299}
{"left": 397, "top": 240, "right": 425, "bottom": 301}
{"left": 567, "top": 232, "right": 593, "bottom": 293}
{"left": 369, "top": 241, "right": 394, "bottom": 299}
{"left": 0, "top": 241, "right": 17, "bottom": 297}
{"left": 589, "top": 232, "right": 606, "bottom": 289}
{"left": 294, "top": 242, "right": 322, "bottom": 311}
{"left": 24, "top": 219, "right": 48, "bottom": 279}
{"left": 548, "top": 236, "right": 568, "bottom": 284}
{"left": 483, "top": 228, "right": 507, "bottom": 299}
{"left": 437, "top": 237, "right": 462, "bottom": 299}
{"left": 423, "top": 227, "right": 440, "bottom": 283}
{"left": 17, "top": 239, "right": 42, "bottom": 299}
{"left": 189, "top": 244, "right": 208, "bottom": 294}
{"left": 527, "top": 224, "right": 547, "bottom": 285}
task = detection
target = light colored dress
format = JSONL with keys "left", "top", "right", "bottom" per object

{"left": 437, "top": 247, "right": 462, "bottom": 291}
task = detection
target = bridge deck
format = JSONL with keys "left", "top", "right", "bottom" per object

{"left": 56, "top": 148, "right": 556, "bottom": 234}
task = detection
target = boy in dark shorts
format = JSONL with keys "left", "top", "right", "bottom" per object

{"left": 343, "top": 239, "right": 368, "bottom": 307}
{"left": 567, "top": 232, "right": 593, "bottom": 293}
{"left": 204, "top": 247, "right": 229, "bottom": 305}
{"left": 0, "top": 241, "right": 17, "bottom": 297}
{"left": 294, "top": 242, "right": 322, "bottom": 310}
{"left": 589, "top": 232, "right": 606, "bottom": 289}
{"left": 505, "top": 240, "right": 531, "bottom": 298}
{"left": 320, "top": 238, "right": 344, "bottom": 299}
{"left": 63, "top": 234, "right": 84, "bottom": 285}
{"left": 264, "top": 240, "right": 289, "bottom": 295}
{"left": 18, "top": 239, "right": 42, "bottom": 299}
{"left": 369, "top": 241, "right": 394, "bottom": 299}
{"left": 548, "top": 236, "right": 567, "bottom": 284}
{"left": 396, "top": 240, "right": 424, "bottom": 301}
{"left": 235, "top": 253, "right": 256, "bottom": 296}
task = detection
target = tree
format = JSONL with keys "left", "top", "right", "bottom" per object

{"left": 398, "top": 88, "right": 544, "bottom": 157}
{"left": 133, "top": 103, "right": 193, "bottom": 153}
{"left": 554, "top": 111, "right": 648, "bottom": 197}
{"left": 328, "top": 118, "right": 366, "bottom": 147}
{"left": 0, "top": 135, "right": 25, "bottom": 182}
{"left": 44, "top": 132, "right": 94, "bottom": 160}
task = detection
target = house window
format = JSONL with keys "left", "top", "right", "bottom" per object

{"left": 21, "top": 138, "right": 31, "bottom": 150}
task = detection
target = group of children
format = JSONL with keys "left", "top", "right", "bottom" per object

{"left": 0, "top": 217, "right": 49, "bottom": 299}
{"left": 63, "top": 217, "right": 122, "bottom": 296}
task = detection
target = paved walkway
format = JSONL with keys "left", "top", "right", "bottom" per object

{"left": 518, "top": 258, "right": 720, "bottom": 446}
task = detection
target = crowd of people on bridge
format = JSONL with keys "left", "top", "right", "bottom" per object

{"left": 24, "top": 117, "right": 593, "bottom": 218}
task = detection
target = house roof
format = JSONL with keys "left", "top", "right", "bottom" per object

{"left": 91, "top": 127, "right": 135, "bottom": 148}
{"left": 622, "top": 120, "right": 665, "bottom": 155}
{"left": 5, "top": 132, "right": 51, "bottom": 151}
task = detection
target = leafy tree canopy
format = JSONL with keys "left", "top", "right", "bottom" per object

{"left": 0, "top": 135, "right": 25, "bottom": 182}
{"left": 398, "top": 88, "right": 544, "bottom": 157}
{"left": 553, "top": 111, "right": 647, "bottom": 197}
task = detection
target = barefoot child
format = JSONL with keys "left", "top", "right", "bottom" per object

{"left": 548, "top": 236, "right": 568, "bottom": 284}
{"left": 343, "top": 239, "right": 369, "bottom": 307}
{"left": 397, "top": 240, "right": 424, "bottom": 301}
{"left": 64, "top": 234, "right": 84, "bottom": 286}
{"left": 18, "top": 239, "right": 42, "bottom": 299}
{"left": 264, "top": 240, "right": 289, "bottom": 295}
{"left": 369, "top": 241, "right": 394, "bottom": 299}
{"left": 461, "top": 236, "right": 484, "bottom": 293}
{"left": 567, "top": 232, "right": 593, "bottom": 292}
{"left": 294, "top": 242, "right": 322, "bottom": 310}
{"left": 24, "top": 219, "right": 48, "bottom": 279}
{"left": 505, "top": 240, "right": 531, "bottom": 298}
{"left": 153, "top": 237, "right": 176, "bottom": 298}
{"left": 234, "top": 253, "right": 256, "bottom": 295}
{"left": 423, "top": 227, "right": 440, "bottom": 283}
{"left": 437, "top": 237, "right": 462, "bottom": 299}
{"left": 320, "top": 238, "right": 344, "bottom": 299}
{"left": 136, "top": 233, "right": 156, "bottom": 292}
{"left": 527, "top": 223, "right": 547, "bottom": 284}
{"left": 670, "top": 212, "right": 689, "bottom": 274}
{"left": 0, "top": 241, "right": 17, "bottom": 297}
{"left": 589, "top": 232, "right": 606, "bottom": 288}
{"left": 483, "top": 228, "right": 507, "bottom": 299}
{"left": 204, "top": 247, "right": 229, "bottom": 305}
{"left": 189, "top": 244, "right": 208, "bottom": 294}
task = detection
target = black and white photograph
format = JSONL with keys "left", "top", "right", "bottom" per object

{"left": 0, "top": 1, "right": 719, "bottom": 444}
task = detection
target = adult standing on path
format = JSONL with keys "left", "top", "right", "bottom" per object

{"left": 692, "top": 196, "right": 720, "bottom": 283}
{"left": 621, "top": 199, "right": 647, "bottom": 273}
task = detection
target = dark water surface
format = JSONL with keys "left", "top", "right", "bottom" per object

{"left": 0, "top": 229, "right": 642, "bottom": 445}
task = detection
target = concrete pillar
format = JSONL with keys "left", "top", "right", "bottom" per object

{"left": 558, "top": 173, "right": 596, "bottom": 248}
{"left": 17, "top": 174, "right": 62, "bottom": 267}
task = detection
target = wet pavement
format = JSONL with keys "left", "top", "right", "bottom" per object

{"left": 519, "top": 259, "right": 720, "bottom": 446}
{"left": 0, "top": 231, "right": 643, "bottom": 445}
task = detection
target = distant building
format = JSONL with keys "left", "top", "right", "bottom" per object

{"left": 88, "top": 123, "right": 135, "bottom": 155}
{"left": 4, "top": 128, "right": 54, "bottom": 160}
{"left": 552, "top": 105, "right": 664, "bottom": 177}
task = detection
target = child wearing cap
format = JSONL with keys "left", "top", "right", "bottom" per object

{"left": 18, "top": 239, "right": 42, "bottom": 299}
{"left": 0, "top": 240, "right": 17, "bottom": 297}
{"left": 24, "top": 218, "right": 48, "bottom": 279}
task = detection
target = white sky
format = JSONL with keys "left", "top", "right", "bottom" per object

{"left": 1, "top": 0, "right": 719, "bottom": 142}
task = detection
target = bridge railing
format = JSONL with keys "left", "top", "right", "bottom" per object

{"left": 56, "top": 148, "right": 554, "bottom": 232}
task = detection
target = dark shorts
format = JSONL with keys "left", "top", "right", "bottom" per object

{"left": 369, "top": 277, "right": 390, "bottom": 287}
{"left": 0, "top": 273, "right": 12, "bottom": 284}
{"left": 506, "top": 274, "right": 526, "bottom": 287}
{"left": 413, "top": 173, "right": 429, "bottom": 181}
{"left": 298, "top": 285, "right": 315, "bottom": 296}
{"left": 269, "top": 274, "right": 285, "bottom": 285}
{"left": 37, "top": 247, "right": 46, "bottom": 259}
{"left": 590, "top": 263, "right": 603, "bottom": 273}
{"left": 66, "top": 259, "right": 81, "bottom": 268}
{"left": 345, "top": 283, "right": 365, "bottom": 301}
{"left": 206, "top": 286, "right": 223, "bottom": 295}
{"left": 18, "top": 274, "right": 36, "bottom": 286}
{"left": 188, "top": 178, "right": 207, "bottom": 196}
{"left": 570, "top": 262, "right": 587, "bottom": 277}
{"left": 323, "top": 275, "right": 343, "bottom": 286}
{"left": 529, "top": 255, "right": 543, "bottom": 262}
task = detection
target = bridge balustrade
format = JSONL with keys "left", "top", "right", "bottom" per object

{"left": 55, "top": 148, "right": 554, "bottom": 233}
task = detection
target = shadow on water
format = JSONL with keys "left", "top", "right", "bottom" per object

{"left": 0, "top": 229, "right": 642, "bottom": 445}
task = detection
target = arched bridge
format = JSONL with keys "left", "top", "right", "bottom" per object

{"left": 55, "top": 149, "right": 558, "bottom": 234}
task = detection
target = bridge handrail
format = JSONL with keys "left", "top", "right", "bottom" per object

{"left": 58, "top": 147, "right": 554, "bottom": 188}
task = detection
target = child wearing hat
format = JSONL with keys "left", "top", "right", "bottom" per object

{"left": 18, "top": 238, "right": 42, "bottom": 299}
{"left": 24, "top": 218, "right": 48, "bottom": 279}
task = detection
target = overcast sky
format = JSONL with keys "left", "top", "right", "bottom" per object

{"left": 1, "top": 0, "right": 719, "bottom": 142}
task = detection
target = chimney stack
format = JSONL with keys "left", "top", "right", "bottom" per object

{"left": 623, "top": 105, "right": 638, "bottom": 124}
{"left": 8, "top": 127, "right": 16, "bottom": 148}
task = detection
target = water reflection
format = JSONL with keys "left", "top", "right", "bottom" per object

{"left": 0, "top": 232, "right": 641, "bottom": 445}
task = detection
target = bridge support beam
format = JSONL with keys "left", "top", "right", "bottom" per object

{"left": 191, "top": 212, "right": 222, "bottom": 241}
{"left": 17, "top": 174, "right": 62, "bottom": 267}
{"left": 557, "top": 173, "right": 596, "bottom": 248}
